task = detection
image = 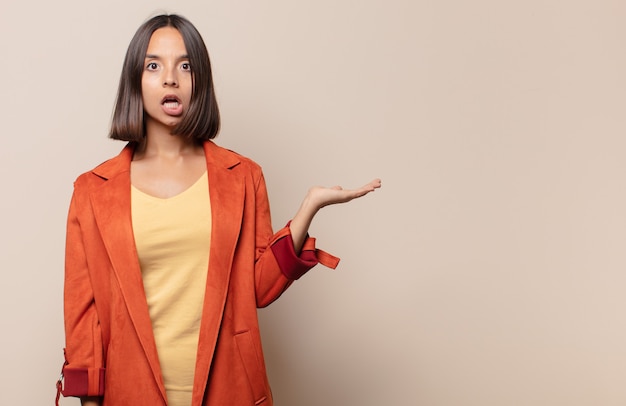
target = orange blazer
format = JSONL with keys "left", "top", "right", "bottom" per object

{"left": 60, "top": 141, "right": 338, "bottom": 405}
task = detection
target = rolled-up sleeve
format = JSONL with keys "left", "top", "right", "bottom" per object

{"left": 270, "top": 226, "right": 340, "bottom": 280}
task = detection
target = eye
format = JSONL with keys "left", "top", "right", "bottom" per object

{"left": 181, "top": 62, "right": 191, "bottom": 72}
{"left": 145, "top": 62, "right": 159, "bottom": 71}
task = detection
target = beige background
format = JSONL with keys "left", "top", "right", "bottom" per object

{"left": 1, "top": 0, "right": 625, "bottom": 405}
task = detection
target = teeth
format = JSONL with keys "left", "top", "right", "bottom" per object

{"left": 163, "top": 101, "right": 180, "bottom": 108}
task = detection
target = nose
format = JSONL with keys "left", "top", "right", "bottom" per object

{"left": 163, "top": 67, "right": 178, "bottom": 87}
{"left": 163, "top": 78, "right": 178, "bottom": 86}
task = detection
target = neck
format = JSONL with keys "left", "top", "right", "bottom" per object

{"left": 137, "top": 121, "right": 201, "bottom": 159}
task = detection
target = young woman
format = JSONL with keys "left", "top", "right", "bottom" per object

{"left": 58, "top": 14, "right": 380, "bottom": 406}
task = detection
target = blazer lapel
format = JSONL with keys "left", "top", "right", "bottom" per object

{"left": 192, "top": 141, "right": 245, "bottom": 404}
{"left": 88, "top": 144, "right": 167, "bottom": 403}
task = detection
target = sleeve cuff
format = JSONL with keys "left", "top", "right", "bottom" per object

{"left": 61, "top": 366, "right": 105, "bottom": 397}
{"left": 270, "top": 224, "right": 340, "bottom": 280}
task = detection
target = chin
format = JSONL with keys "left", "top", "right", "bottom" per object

{"left": 163, "top": 118, "right": 182, "bottom": 127}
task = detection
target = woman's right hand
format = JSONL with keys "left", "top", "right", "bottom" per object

{"left": 81, "top": 397, "right": 103, "bottom": 406}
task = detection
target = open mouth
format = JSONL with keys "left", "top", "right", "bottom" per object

{"left": 161, "top": 95, "right": 182, "bottom": 108}
{"left": 160, "top": 94, "right": 184, "bottom": 116}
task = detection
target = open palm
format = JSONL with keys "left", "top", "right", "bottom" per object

{"left": 307, "top": 178, "right": 382, "bottom": 210}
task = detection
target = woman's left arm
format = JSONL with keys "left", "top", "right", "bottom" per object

{"left": 289, "top": 179, "right": 382, "bottom": 253}
{"left": 252, "top": 172, "right": 381, "bottom": 307}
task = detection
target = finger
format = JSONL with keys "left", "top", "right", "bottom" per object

{"left": 359, "top": 179, "right": 381, "bottom": 192}
{"left": 368, "top": 178, "right": 382, "bottom": 189}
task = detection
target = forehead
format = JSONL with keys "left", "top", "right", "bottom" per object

{"left": 146, "top": 27, "right": 187, "bottom": 55}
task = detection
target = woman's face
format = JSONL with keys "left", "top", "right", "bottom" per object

{"left": 141, "top": 27, "right": 193, "bottom": 131}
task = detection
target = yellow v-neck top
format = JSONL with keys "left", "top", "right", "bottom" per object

{"left": 131, "top": 171, "right": 211, "bottom": 406}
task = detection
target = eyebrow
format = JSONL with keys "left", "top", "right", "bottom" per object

{"left": 144, "top": 54, "right": 190, "bottom": 59}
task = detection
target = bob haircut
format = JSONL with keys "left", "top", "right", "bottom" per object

{"left": 109, "top": 14, "right": 220, "bottom": 141}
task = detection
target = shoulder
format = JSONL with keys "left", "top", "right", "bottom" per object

{"left": 73, "top": 143, "right": 134, "bottom": 191}
{"left": 204, "top": 141, "right": 263, "bottom": 175}
{"left": 228, "top": 149, "right": 263, "bottom": 174}
{"left": 72, "top": 166, "right": 105, "bottom": 192}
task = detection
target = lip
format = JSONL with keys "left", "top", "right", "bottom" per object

{"left": 161, "top": 94, "right": 182, "bottom": 104}
{"left": 161, "top": 94, "right": 184, "bottom": 116}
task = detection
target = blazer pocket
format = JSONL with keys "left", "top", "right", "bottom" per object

{"left": 234, "top": 330, "right": 268, "bottom": 405}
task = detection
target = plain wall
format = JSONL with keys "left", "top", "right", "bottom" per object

{"left": 1, "top": 0, "right": 625, "bottom": 405}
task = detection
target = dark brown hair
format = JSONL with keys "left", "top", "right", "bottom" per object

{"left": 109, "top": 14, "right": 220, "bottom": 141}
